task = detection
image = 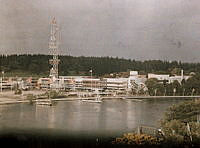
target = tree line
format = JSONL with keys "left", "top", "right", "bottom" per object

{"left": 1, "top": 54, "right": 200, "bottom": 77}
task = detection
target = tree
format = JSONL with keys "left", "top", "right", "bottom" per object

{"left": 170, "top": 68, "right": 181, "bottom": 76}
{"left": 145, "top": 78, "right": 163, "bottom": 96}
{"left": 181, "top": 79, "right": 186, "bottom": 96}
{"left": 160, "top": 100, "right": 200, "bottom": 145}
{"left": 185, "top": 74, "right": 200, "bottom": 96}
{"left": 163, "top": 79, "right": 168, "bottom": 96}
{"left": 2, "top": 54, "right": 200, "bottom": 77}
{"left": 172, "top": 80, "right": 181, "bottom": 96}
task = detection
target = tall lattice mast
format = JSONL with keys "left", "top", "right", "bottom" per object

{"left": 49, "top": 17, "right": 60, "bottom": 79}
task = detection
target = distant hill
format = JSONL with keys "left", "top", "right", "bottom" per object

{"left": 0, "top": 54, "right": 200, "bottom": 77}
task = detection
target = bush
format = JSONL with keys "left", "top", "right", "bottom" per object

{"left": 112, "top": 133, "right": 162, "bottom": 146}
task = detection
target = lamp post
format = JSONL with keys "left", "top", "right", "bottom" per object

{"left": 154, "top": 88, "right": 157, "bottom": 96}
{"left": 183, "top": 88, "right": 185, "bottom": 96}
{"left": 0, "top": 77, "right": 2, "bottom": 93}
{"left": 90, "top": 69, "right": 92, "bottom": 91}
{"left": 1, "top": 71, "right": 4, "bottom": 93}
{"left": 2, "top": 71, "right": 4, "bottom": 81}
{"left": 173, "top": 88, "right": 176, "bottom": 96}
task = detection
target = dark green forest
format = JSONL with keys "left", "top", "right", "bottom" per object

{"left": 1, "top": 54, "right": 200, "bottom": 77}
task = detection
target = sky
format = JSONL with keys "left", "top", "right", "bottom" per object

{"left": 1, "top": 0, "right": 200, "bottom": 62}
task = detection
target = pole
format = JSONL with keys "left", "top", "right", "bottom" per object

{"left": 2, "top": 71, "right": 4, "bottom": 80}
{"left": 164, "top": 88, "right": 166, "bottom": 96}
{"left": 191, "top": 88, "right": 195, "bottom": 96}
{"left": 154, "top": 89, "right": 157, "bottom": 96}
{"left": 1, "top": 71, "right": 4, "bottom": 93}
{"left": 173, "top": 88, "right": 176, "bottom": 96}
{"left": 183, "top": 88, "right": 185, "bottom": 96}
{"left": 91, "top": 69, "right": 92, "bottom": 91}
{"left": 197, "top": 114, "right": 200, "bottom": 123}
{"left": 0, "top": 77, "right": 2, "bottom": 93}
{"left": 2, "top": 71, "right": 4, "bottom": 82}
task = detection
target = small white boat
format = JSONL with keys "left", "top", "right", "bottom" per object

{"left": 36, "top": 99, "right": 53, "bottom": 106}
{"left": 122, "top": 97, "right": 126, "bottom": 100}
{"left": 36, "top": 102, "right": 53, "bottom": 106}
{"left": 82, "top": 98, "right": 102, "bottom": 103}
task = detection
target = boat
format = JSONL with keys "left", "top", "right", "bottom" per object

{"left": 36, "top": 102, "right": 52, "bottom": 106}
{"left": 122, "top": 97, "right": 126, "bottom": 100}
{"left": 82, "top": 97, "right": 102, "bottom": 103}
{"left": 36, "top": 99, "right": 53, "bottom": 106}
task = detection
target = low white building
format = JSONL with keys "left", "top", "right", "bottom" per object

{"left": 59, "top": 76, "right": 83, "bottom": 90}
{"left": 147, "top": 69, "right": 191, "bottom": 84}
{"left": 0, "top": 79, "right": 14, "bottom": 90}
{"left": 169, "top": 75, "right": 190, "bottom": 84}
{"left": 130, "top": 71, "right": 138, "bottom": 76}
{"left": 37, "top": 78, "right": 52, "bottom": 89}
{"left": 148, "top": 73, "right": 170, "bottom": 81}
{"left": 128, "top": 71, "right": 147, "bottom": 87}
{"left": 59, "top": 76, "right": 106, "bottom": 90}
{"left": 103, "top": 78, "right": 128, "bottom": 90}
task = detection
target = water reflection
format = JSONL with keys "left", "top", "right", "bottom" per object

{"left": 35, "top": 105, "right": 55, "bottom": 129}
{"left": 126, "top": 100, "right": 141, "bottom": 130}
{"left": 0, "top": 98, "right": 190, "bottom": 133}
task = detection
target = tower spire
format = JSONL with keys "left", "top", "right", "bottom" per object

{"left": 49, "top": 17, "right": 60, "bottom": 80}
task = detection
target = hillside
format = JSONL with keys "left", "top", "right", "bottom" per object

{"left": 0, "top": 54, "right": 200, "bottom": 77}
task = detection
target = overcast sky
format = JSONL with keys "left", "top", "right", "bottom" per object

{"left": 1, "top": 0, "right": 200, "bottom": 62}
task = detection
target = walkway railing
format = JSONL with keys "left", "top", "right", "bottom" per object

{"left": 137, "top": 125, "right": 158, "bottom": 136}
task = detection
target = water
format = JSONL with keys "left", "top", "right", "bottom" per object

{"left": 0, "top": 98, "right": 188, "bottom": 135}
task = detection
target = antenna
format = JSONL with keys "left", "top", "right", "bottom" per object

{"left": 49, "top": 17, "right": 60, "bottom": 79}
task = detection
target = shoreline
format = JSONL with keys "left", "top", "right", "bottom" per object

{"left": 0, "top": 90, "right": 198, "bottom": 105}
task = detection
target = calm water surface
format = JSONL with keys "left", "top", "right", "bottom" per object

{"left": 0, "top": 98, "right": 189, "bottom": 135}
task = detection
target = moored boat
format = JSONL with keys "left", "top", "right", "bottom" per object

{"left": 82, "top": 98, "right": 102, "bottom": 103}
{"left": 36, "top": 99, "right": 53, "bottom": 106}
